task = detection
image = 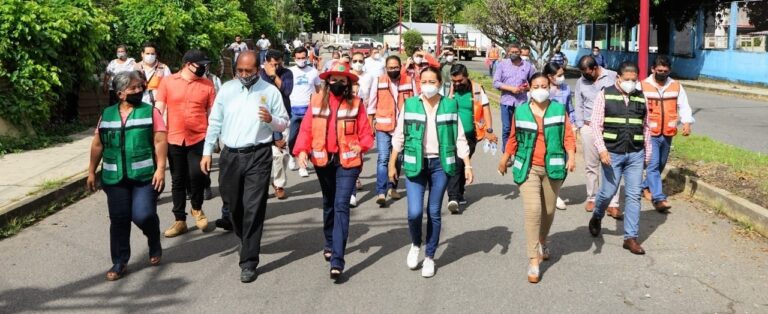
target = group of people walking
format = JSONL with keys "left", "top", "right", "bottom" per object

{"left": 90, "top": 37, "right": 693, "bottom": 284}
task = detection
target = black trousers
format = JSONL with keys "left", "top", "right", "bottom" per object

{"left": 168, "top": 141, "right": 206, "bottom": 220}
{"left": 447, "top": 136, "right": 478, "bottom": 201}
{"left": 219, "top": 144, "right": 272, "bottom": 270}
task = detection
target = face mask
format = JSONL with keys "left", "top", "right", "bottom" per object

{"left": 620, "top": 80, "right": 637, "bottom": 94}
{"left": 555, "top": 76, "right": 566, "bottom": 86}
{"left": 446, "top": 56, "right": 455, "bottom": 63}
{"left": 454, "top": 82, "right": 469, "bottom": 92}
{"left": 387, "top": 70, "right": 400, "bottom": 81}
{"left": 191, "top": 64, "right": 206, "bottom": 77}
{"left": 351, "top": 62, "right": 364, "bottom": 72}
{"left": 530, "top": 88, "right": 550, "bottom": 103}
{"left": 654, "top": 72, "right": 669, "bottom": 82}
{"left": 521, "top": 56, "right": 530, "bottom": 61}
{"left": 125, "top": 92, "right": 143, "bottom": 106}
{"left": 143, "top": 54, "right": 156, "bottom": 65}
{"left": 373, "top": 53, "right": 380, "bottom": 60}
{"left": 421, "top": 84, "right": 439, "bottom": 98}
{"left": 329, "top": 81, "right": 346, "bottom": 96}
{"left": 236, "top": 39, "right": 241, "bottom": 43}
{"left": 117, "top": 52, "right": 127, "bottom": 60}
{"left": 413, "top": 57, "right": 423, "bottom": 64}
{"left": 592, "top": 51, "right": 599, "bottom": 56}
{"left": 296, "top": 59, "right": 307, "bottom": 68}
{"left": 509, "top": 53, "right": 520, "bottom": 62}
{"left": 238, "top": 73, "right": 259, "bottom": 88}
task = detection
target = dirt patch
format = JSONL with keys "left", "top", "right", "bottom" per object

{"left": 668, "top": 158, "right": 768, "bottom": 209}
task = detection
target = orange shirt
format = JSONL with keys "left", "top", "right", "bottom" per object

{"left": 155, "top": 73, "right": 216, "bottom": 146}
{"left": 505, "top": 113, "right": 576, "bottom": 167}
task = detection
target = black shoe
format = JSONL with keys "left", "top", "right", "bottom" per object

{"left": 458, "top": 197, "right": 468, "bottom": 205}
{"left": 588, "top": 217, "right": 602, "bottom": 237}
{"left": 330, "top": 268, "right": 342, "bottom": 281}
{"left": 215, "top": 218, "right": 233, "bottom": 231}
{"left": 241, "top": 268, "right": 258, "bottom": 283}
{"left": 204, "top": 187, "right": 213, "bottom": 200}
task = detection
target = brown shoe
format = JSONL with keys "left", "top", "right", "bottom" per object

{"left": 164, "top": 221, "right": 188, "bottom": 238}
{"left": 653, "top": 200, "right": 671, "bottom": 212}
{"left": 623, "top": 238, "right": 646, "bottom": 255}
{"left": 642, "top": 188, "right": 652, "bottom": 201}
{"left": 607, "top": 207, "right": 624, "bottom": 220}
{"left": 274, "top": 187, "right": 287, "bottom": 200}
{"left": 106, "top": 264, "right": 127, "bottom": 281}
{"left": 191, "top": 209, "right": 209, "bottom": 231}
{"left": 584, "top": 201, "right": 595, "bottom": 212}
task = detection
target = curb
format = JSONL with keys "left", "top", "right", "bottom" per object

{"left": 664, "top": 167, "right": 768, "bottom": 238}
{"left": 679, "top": 84, "right": 768, "bottom": 102}
{"left": 0, "top": 170, "right": 91, "bottom": 228}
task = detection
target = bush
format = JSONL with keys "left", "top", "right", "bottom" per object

{"left": 403, "top": 30, "right": 424, "bottom": 56}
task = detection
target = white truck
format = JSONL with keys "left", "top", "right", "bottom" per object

{"left": 355, "top": 37, "right": 384, "bottom": 49}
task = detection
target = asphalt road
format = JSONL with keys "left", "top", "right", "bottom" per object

{"left": 1, "top": 110, "right": 767, "bottom": 313}
{"left": 463, "top": 59, "right": 768, "bottom": 154}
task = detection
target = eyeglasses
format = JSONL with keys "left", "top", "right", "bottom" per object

{"left": 352, "top": 60, "right": 364, "bottom": 64}
{"left": 386, "top": 67, "right": 401, "bottom": 71}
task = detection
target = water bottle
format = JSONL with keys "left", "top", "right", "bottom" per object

{"left": 490, "top": 142, "right": 498, "bottom": 156}
{"left": 483, "top": 141, "right": 491, "bottom": 154}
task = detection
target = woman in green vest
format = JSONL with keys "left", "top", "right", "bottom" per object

{"left": 498, "top": 73, "right": 576, "bottom": 283}
{"left": 87, "top": 71, "right": 168, "bottom": 281}
{"left": 388, "top": 67, "right": 473, "bottom": 278}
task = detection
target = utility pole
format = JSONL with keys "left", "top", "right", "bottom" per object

{"left": 409, "top": 0, "right": 413, "bottom": 27}
{"left": 336, "top": 0, "right": 342, "bottom": 37}
{"left": 399, "top": 0, "right": 403, "bottom": 54}
{"left": 639, "top": 0, "right": 650, "bottom": 79}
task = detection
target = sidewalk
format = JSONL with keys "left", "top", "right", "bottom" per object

{"left": 678, "top": 78, "right": 768, "bottom": 100}
{"left": 0, "top": 129, "right": 94, "bottom": 222}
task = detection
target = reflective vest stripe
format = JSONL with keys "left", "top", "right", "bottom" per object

{"left": 629, "top": 96, "right": 646, "bottom": 103}
{"left": 543, "top": 115, "right": 565, "bottom": 126}
{"left": 549, "top": 158, "right": 565, "bottom": 166}
{"left": 378, "top": 82, "right": 389, "bottom": 89}
{"left": 603, "top": 132, "right": 618, "bottom": 140}
{"left": 375, "top": 117, "right": 392, "bottom": 124}
{"left": 103, "top": 163, "right": 118, "bottom": 171}
{"left": 99, "top": 121, "right": 122, "bottom": 129}
{"left": 604, "top": 117, "right": 626, "bottom": 124}
{"left": 337, "top": 108, "right": 359, "bottom": 118}
{"left": 445, "top": 156, "right": 456, "bottom": 165}
{"left": 131, "top": 158, "right": 154, "bottom": 170}
{"left": 515, "top": 120, "right": 538, "bottom": 130}
{"left": 627, "top": 118, "right": 643, "bottom": 125}
{"left": 403, "top": 154, "right": 417, "bottom": 164}
{"left": 313, "top": 151, "right": 326, "bottom": 158}
{"left": 341, "top": 151, "right": 358, "bottom": 160}
{"left": 404, "top": 112, "right": 426, "bottom": 122}
{"left": 435, "top": 113, "right": 458, "bottom": 123}
{"left": 605, "top": 94, "right": 624, "bottom": 101}
{"left": 124, "top": 118, "right": 153, "bottom": 128}
{"left": 513, "top": 159, "right": 523, "bottom": 169}
{"left": 633, "top": 134, "right": 644, "bottom": 141}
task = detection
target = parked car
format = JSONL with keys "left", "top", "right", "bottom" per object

{"left": 350, "top": 43, "right": 374, "bottom": 57}
{"left": 325, "top": 38, "right": 353, "bottom": 52}
{"left": 356, "top": 37, "right": 383, "bottom": 49}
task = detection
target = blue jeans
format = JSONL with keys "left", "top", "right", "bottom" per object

{"left": 103, "top": 181, "right": 162, "bottom": 265}
{"left": 643, "top": 136, "right": 672, "bottom": 202}
{"left": 315, "top": 156, "right": 362, "bottom": 270}
{"left": 259, "top": 50, "right": 267, "bottom": 65}
{"left": 405, "top": 158, "right": 448, "bottom": 258}
{"left": 500, "top": 105, "right": 516, "bottom": 152}
{"left": 287, "top": 113, "right": 305, "bottom": 156}
{"left": 376, "top": 131, "right": 402, "bottom": 195}
{"left": 593, "top": 150, "right": 645, "bottom": 239}
{"left": 490, "top": 60, "right": 498, "bottom": 76}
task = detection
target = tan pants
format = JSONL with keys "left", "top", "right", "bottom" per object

{"left": 271, "top": 147, "right": 288, "bottom": 188}
{"left": 580, "top": 126, "right": 619, "bottom": 207}
{"left": 520, "top": 166, "right": 564, "bottom": 258}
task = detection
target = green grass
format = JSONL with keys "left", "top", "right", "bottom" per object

{"left": 0, "top": 191, "right": 89, "bottom": 240}
{"left": 469, "top": 70, "right": 500, "bottom": 107}
{"left": 26, "top": 178, "right": 68, "bottom": 196}
{"left": 0, "top": 121, "right": 90, "bottom": 156}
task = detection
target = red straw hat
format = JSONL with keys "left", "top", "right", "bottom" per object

{"left": 319, "top": 62, "right": 359, "bottom": 82}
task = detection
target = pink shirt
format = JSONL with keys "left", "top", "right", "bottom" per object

{"left": 392, "top": 95, "right": 470, "bottom": 159}
{"left": 95, "top": 107, "right": 167, "bottom": 134}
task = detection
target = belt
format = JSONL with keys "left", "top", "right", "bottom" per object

{"left": 226, "top": 142, "right": 271, "bottom": 153}
{"left": 584, "top": 121, "right": 591, "bottom": 126}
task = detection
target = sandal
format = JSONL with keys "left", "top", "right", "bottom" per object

{"left": 323, "top": 249, "right": 332, "bottom": 262}
{"left": 106, "top": 264, "right": 127, "bottom": 281}
{"left": 150, "top": 256, "right": 161, "bottom": 266}
{"left": 330, "top": 268, "right": 342, "bottom": 280}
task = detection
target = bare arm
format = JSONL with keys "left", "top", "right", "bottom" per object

{"left": 86, "top": 135, "right": 103, "bottom": 191}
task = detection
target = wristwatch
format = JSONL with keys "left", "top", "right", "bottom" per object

{"left": 486, "top": 128, "right": 494, "bottom": 134}
{"left": 269, "top": 75, "right": 277, "bottom": 80}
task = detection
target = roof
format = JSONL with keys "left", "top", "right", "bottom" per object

{"left": 383, "top": 22, "right": 479, "bottom": 35}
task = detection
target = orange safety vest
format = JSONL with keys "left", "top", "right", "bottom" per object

{"left": 488, "top": 47, "right": 500, "bottom": 60}
{"left": 641, "top": 80, "right": 681, "bottom": 137}
{"left": 309, "top": 92, "right": 363, "bottom": 168}
{"left": 449, "top": 81, "right": 488, "bottom": 141}
{"left": 135, "top": 63, "right": 168, "bottom": 90}
{"left": 374, "top": 74, "right": 414, "bottom": 132}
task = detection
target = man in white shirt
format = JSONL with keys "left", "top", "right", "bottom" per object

{"left": 256, "top": 34, "right": 271, "bottom": 65}
{"left": 229, "top": 35, "right": 249, "bottom": 75}
{"left": 364, "top": 47, "right": 385, "bottom": 78}
{"left": 293, "top": 38, "right": 303, "bottom": 49}
{"left": 348, "top": 52, "right": 374, "bottom": 207}
{"left": 135, "top": 42, "right": 171, "bottom": 106}
{"left": 287, "top": 46, "right": 322, "bottom": 177}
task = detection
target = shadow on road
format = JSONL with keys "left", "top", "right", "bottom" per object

{"left": 437, "top": 226, "right": 512, "bottom": 267}
{"left": 463, "top": 183, "right": 519, "bottom": 213}
{"left": 343, "top": 227, "right": 412, "bottom": 280}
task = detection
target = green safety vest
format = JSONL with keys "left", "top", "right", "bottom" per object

{"left": 402, "top": 95, "right": 459, "bottom": 177}
{"left": 98, "top": 103, "right": 156, "bottom": 185}
{"left": 512, "top": 101, "right": 567, "bottom": 184}
{"left": 452, "top": 81, "right": 481, "bottom": 137}
{"left": 602, "top": 85, "right": 646, "bottom": 154}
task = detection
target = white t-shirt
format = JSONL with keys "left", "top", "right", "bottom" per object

{"left": 106, "top": 58, "right": 136, "bottom": 90}
{"left": 355, "top": 72, "right": 374, "bottom": 105}
{"left": 289, "top": 65, "right": 322, "bottom": 107}
{"left": 257, "top": 38, "right": 271, "bottom": 50}
{"left": 364, "top": 58, "right": 385, "bottom": 78}
{"left": 229, "top": 42, "right": 248, "bottom": 60}
{"left": 293, "top": 39, "right": 303, "bottom": 49}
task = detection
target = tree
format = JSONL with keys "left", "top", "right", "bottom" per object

{"left": 463, "top": 0, "right": 607, "bottom": 66}
{"left": 403, "top": 30, "right": 425, "bottom": 55}
{"left": 0, "top": 0, "right": 110, "bottom": 129}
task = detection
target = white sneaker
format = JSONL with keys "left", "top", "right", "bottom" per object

{"left": 406, "top": 244, "right": 420, "bottom": 270}
{"left": 298, "top": 167, "right": 309, "bottom": 177}
{"left": 556, "top": 197, "right": 567, "bottom": 210}
{"left": 349, "top": 194, "right": 358, "bottom": 208}
{"left": 447, "top": 200, "right": 460, "bottom": 214}
{"left": 421, "top": 257, "right": 435, "bottom": 277}
{"left": 288, "top": 156, "right": 298, "bottom": 171}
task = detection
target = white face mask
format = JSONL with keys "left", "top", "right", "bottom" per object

{"left": 555, "top": 75, "right": 565, "bottom": 86}
{"left": 521, "top": 56, "right": 530, "bottom": 61}
{"left": 117, "top": 52, "right": 127, "bottom": 60}
{"left": 296, "top": 59, "right": 307, "bottom": 68}
{"left": 446, "top": 56, "right": 455, "bottom": 63}
{"left": 620, "top": 80, "right": 637, "bottom": 94}
{"left": 143, "top": 54, "right": 157, "bottom": 65}
{"left": 421, "top": 84, "right": 439, "bottom": 98}
{"left": 530, "top": 88, "right": 550, "bottom": 103}
{"left": 413, "top": 57, "right": 423, "bottom": 64}
{"left": 351, "top": 62, "right": 364, "bottom": 72}
{"left": 373, "top": 53, "right": 380, "bottom": 60}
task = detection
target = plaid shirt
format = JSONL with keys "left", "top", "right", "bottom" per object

{"left": 590, "top": 89, "right": 652, "bottom": 164}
